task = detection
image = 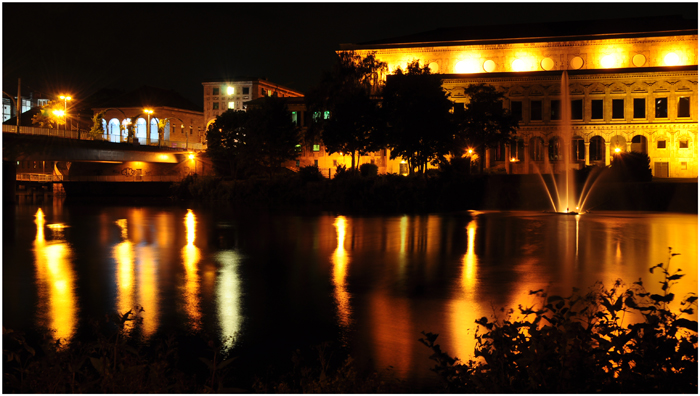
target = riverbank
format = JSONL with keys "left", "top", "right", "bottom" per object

{"left": 172, "top": 172, "right": 698, "bottom": 214}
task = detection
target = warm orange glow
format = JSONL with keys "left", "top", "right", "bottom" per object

{"left": 467, "top": 148, "right": 473, "bottom": 155}
{"left": 34, "top": 209, "right": 77, "bottom": 346}
{"left": 614, "top": 147, "right": 622, "bottom": 153}
{"left": 600, "top": 54, "right": 617, "bottom": 68}
{"left": 182, "top": 209, "right": 202, "bottom": 330}
{"left": 143, "top": 109, "right": 154, "bottom": 115}
{"left": 137, "top": 245, "right": 158, "bottom": 338}
{"left": 113, "top": 237, "right": 135, "bottom": 331}
{"left": 332, "top": 216, "right": 352, "bottom": 328}
{"left": 455, "top": 58, "right": 481, "bottom": 73}
{"left": 188, "top": 153, "right": 195, "bottom": 160}
{"left": 664, "top": 52, "right": 680, "bottom": 66}
{"left": 511, "top": 58, "right": 527, "bottom": 71}
{"left": 53, "top": 109, "right": 65, "bottom": 117}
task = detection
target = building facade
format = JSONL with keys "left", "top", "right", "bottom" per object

{"left": 342, "top": 15, "right": 698, "bottom": 178}
{"left": 92, "top": 86, "right": 205, "bottom": 149}
{"left": 202, "top": 78, "right": 304, "bottom": 129}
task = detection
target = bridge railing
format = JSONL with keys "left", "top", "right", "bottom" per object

{"left": 16, "top": 173, "right": 189, "bottom": 182}
{"left": 3, "top": 125, "right": 206, "bottom": 151}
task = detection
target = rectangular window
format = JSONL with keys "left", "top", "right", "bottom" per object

{"left": 591, "top": 99, "right": 603, "bottom": 120}
{"left": 571, "top": 99, "right": 583, "bottom": 120}
{"left": 633, "top": 98, "right": 645, "bottom": 119}
{"left": 511, "top": 101, "right": 522, "bottom": 121}
{"left": 213, "top": 102, "right": 219, "bottom": 110}
{"left": 550, "top": 100, "right": 561, "bottom": 120}
{"left": 679, "top": 140, "right": 688, "bottom": 149}
{"left": 295, "top": 144, "right": 302, "bottom": 152}
{"left": 612, "top": 99, "right": 624, "bottom": 119}
{"left": 678, "top": 97, "right": 690, "bottom": 118}
{"left": 572, "top": 139, "right": 585, "bottom": 161}
{"left": 323, "top": 111, "right": 330, "bottom": 120}
{"left": 291, "top": 111, "right": 299, "bottom": 126}
{"left": 21, "top": 99, "right": 31, "bottom": 113}
{"left": 227, "top": 86, "right": 234, "bottom": 95}
{"left": 313, "top": 144, "right": 320, "bottom": 152}
{"left": 228, "top": 101, "right": 235, "bottom": 109}
{"left": 243, "top": 87, "right": 250, "bottom": 95}
{"left": 314, "top": 159, "right": 319, "bottom": 167}
{"left": 212, "top": 87, "right": 219, "bottom": 95}
{"left": 530, "top": 100, "right": 542, "bottom": 121}
{"left": 655, "top": 98, "right": 668, "bottom": 118}
{"left": 681, "top": 162, "right": 688, "bottom": 170}
{"left": 657, "top": 140, "right": 666, "bottom": 149}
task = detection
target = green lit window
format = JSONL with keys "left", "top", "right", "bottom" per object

{"left": 295, "top": 144, "right": 302, "bottom": 152}
{"left": 313, "top": 144, "right": 320, "bottom": 152}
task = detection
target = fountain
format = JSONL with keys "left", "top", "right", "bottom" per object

{"left": 534, "top": 71, "right": 604, "bottom": 215}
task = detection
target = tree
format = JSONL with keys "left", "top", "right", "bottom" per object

{"left": 205, "top": 109, "right": 250, "bottom": 178}
{"left": 381, "top": 60, "right": 455, "bottom": 174}
{"left": 456, "top": 83, "right": 520, "bottom": 173}
{"left": 246, "top": 95, "right": 300, "bottom": 178}
{"left": 31, "top": 100, "right": 64, "bottom": 129}
{"left": 306, "top": 51, "right": 387, "bottom": 171}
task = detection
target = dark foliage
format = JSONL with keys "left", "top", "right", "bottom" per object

{"left": 359, "top": 163, "right": 378, "bottom": 177}
{"left": 420, "top": 248, "right": 698, "bottom": 393}
{"left": 611, "top": 151, "right": 653, "bottom": 182}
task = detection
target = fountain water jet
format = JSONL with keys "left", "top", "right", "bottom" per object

{"left": 535, "top": 71, "right": 603, "bottom": 215}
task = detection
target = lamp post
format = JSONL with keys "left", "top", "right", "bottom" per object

{"left": 60, "top": 95, "right": 71, "bottom": 137}
{"left": 144, "top": 109, "right": 153, "bottom": 145}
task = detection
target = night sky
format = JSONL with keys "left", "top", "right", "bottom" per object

{"left": 3, "top": 2, "right": 697, "bottom": 109}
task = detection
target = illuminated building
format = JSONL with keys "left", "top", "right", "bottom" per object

{"left": 202, "top": 77, "right": 303, "bottom": 130}
{"left": 343, "top": 15, "right": 698, "bottom": 178}
{"left": 92, "top": 86, "right": 205, "bottom": 147}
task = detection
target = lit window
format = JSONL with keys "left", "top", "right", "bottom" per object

{"left": 213, "top": 87, "right": 219, "bottom": 95}
{"left": 679, "top": 140, "right": 688, "bottom": 149}
{"left": 313, "top": 144, "right": 320, "bottom": 152}
{"left": 324, "top": 111, "right": 330, "bottom": 119}
{"left": 213, "top": 102, "right": 219, "bottom": 110}
{"left": 228, "top": 101, "right": 235, "bottom": 109}
{"left": 295, "top": 144, "right": 302, "bottom": 152}
{"left": 678, "top": 97, "right": 690, "bottom": 117}
{"left": 655, "top": 98, "right": 668, "bottom": 118}
{"left": 657, "top": 140, "right": 666, "bottom": 149}
{"left": 227, "top": 86, "right": 234, "bottom": 95}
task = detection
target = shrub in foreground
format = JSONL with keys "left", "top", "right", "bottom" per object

{"left": 421, "top": 248, "right": 698, "bottom": 393}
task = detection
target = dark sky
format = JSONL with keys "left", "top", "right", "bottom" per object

{"left": 3, "top": 2, "right": 697, "bottom": 109}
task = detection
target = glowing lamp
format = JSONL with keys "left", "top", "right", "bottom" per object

{"left": 53, "top": 110, "right": 65, "bottom": 117}
{"left": 511, "top": 59, "right": 527, "bottom": 72}
{"left": 144, "top": 109, "right": 153, "bottom": 115}
{"left": 614, "top": 147, "right": 621, "bottom": 153}
{"left": 455, "top": 59, "right": 480, "bottom": 73}
{"left": 664, "top": 52, "right": 680, "bottom": 66}
{"left": 601, "top": 54, "right": 616, "bottom": 68}
{"left": 467, "top": 148, "right": 473, "bottom": 155}
{"left": 227, "top": 86, "right": 234, "bottom": 95}
{"left": 188, "top": 153, "right": 195, "bottom": 160}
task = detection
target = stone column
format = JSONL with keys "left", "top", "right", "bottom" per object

{"left": 544, "top": 143, "right": 550, "bottom": 173}
{"left": 604, "top": 141, "right": 611, "bottom": 166}
{"left": 524, "top": 143, "right": 530, "bottom": 173}
{"left": 626, "top": 141, "right": 632, "bottom": 153}
{"left": 484, "top": 149, "right": 490, "bottom": 170}
{"left": 584, "top": 142, "right": 590, "bottom": 166}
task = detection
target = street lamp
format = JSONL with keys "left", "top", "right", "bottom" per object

{"left": 52, "top": 109, "right": 65, "bottom": 135}
{"left": 144, "top": 109, "right": 153, "bottom": 145}
{"left": 60, "top": 95, "right": 71, "bottom": 137}
{"left": 188, "top": 152, "right": 196, "bottom": 176}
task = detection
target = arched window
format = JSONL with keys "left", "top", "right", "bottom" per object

{"left": 164, "top": 120, "right": 171, "bottom": 141}
{"left": 589, "top": 136, "right": 605, "bottom": 161}
{"left": 101, "top": 119, "right": 108, "bottom": 139}
{"left": 529, "top": 136, "right": 544, "bottom": 161}
{"left": 548, "top": 136, "right": 562, "bottom": 161}
{"left": 136, "top": 118, "right": 147, "bottom": 139}
{"left": 631, "top": 135, "right": 648, "bottom": 153}
{"left": 572, "top": 136, "right": 585, "bottom": 161}
{"left": 109, "top": 119, "right": 121, "bottom": 142}
{"left": 150, "top": 118, "right": 159, "bottom": 142}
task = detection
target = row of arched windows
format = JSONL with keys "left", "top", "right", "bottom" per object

{"left": 100, "top": 118, "right": 170, "bottom": 143}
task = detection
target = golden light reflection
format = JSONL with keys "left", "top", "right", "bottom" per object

{"left": 33, "top": 209, "right": 77, "bottom": 346}
{"left": 332, "top": 216, "right": 352, "bottom": 328}
{"left": 462, "top": 220, "right": 477, "bottom": 291}
{"left": 137, "top": 245, "right": 158, "bottom": 337}
{"left": 216, "top": 251, "right": 243, "bottom": 352}
{"left": 182, "top": 209, "right": 202, "bottom": 331}
{"left": 113, "top": 219, "right": 135, "bottom": 331}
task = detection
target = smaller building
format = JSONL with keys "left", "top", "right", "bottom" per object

{"left": 92, "top": 86, "right": 205, "bottom": 149}
{"left": 202, "top": 77, "right": 303, "bottom": 129}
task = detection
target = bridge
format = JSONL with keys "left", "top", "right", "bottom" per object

{"left": 3, "top": 125, "right": 209, "bottom": 203}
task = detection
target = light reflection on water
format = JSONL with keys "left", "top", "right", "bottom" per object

{"left": 8, "top": 206, "right": 697, "bottom": 384}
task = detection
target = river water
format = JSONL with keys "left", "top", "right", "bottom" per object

{"left": 3, "top": 202, "right": 697, "bottom": 385}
